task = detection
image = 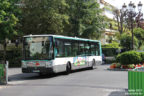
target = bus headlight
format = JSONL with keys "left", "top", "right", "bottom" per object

{"left": 22, "top": 62, "right": 27, "bottom": 68}
{"left": 45, "top": 61, "right": 52, "bottom": 68}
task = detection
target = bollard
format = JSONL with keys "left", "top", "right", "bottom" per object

{"left": 0, "top": 63, "right": 5, "bottom": 85}
{"left": 0, "top": 61, "right": 8, "bottom": 85}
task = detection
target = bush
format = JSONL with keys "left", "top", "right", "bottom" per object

{"left": 115, "top": 63, "right": 121, "bottom": 68}
{"left": 128, "top": 64, "right": 135, "bottom": 69}
{"left": 110, "top": 63, "right": 121, "bottom": 69}
{"left": 116, "top": 54, "right": 121, "bottom": 62}
{"left": 116, "top": 51, "right": 142, "bottom": 65}
{"left": 140, "top": 52, "right": 144, "bottom": 63}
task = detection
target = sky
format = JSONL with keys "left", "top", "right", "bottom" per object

{"left": 105, "top": 0, "right": 144, "bottom": 11}
{"left": 103, "top": 0, "right": 144, "bottom": 19}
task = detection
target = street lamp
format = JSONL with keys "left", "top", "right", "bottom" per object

{"left": 122, "top": 1, "right": 143, "bottom": 50}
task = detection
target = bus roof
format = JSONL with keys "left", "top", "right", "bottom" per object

{"left": 23, "top": 34, "right": 100, "bottom": 43}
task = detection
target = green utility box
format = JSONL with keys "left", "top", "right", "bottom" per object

{"left": 0, "top": 62, "right": 8, "bottom": 85}
{"left": 128, "top": 68, "right": 144, "bottom": 96}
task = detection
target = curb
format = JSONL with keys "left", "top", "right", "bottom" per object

{"left": 0, "top": 86, "right": 5, "bottom": 90}
{"left": 107, "top": 68, "right": 130, "bottom": 71}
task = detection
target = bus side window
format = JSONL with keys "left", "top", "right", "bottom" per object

{"left": 96, "top": 43, "right": 100, "bottom": 56}
{"left": 85, "top": 43, "right": 91, "bottom": 55}
{"left": 64, "top": 41, "right": 71, "bottom": 57}
{"left": 78, "top": 42, "right": 85, "bottom": 56}
{"left": 71, "top": 41, "right": 79, "bottom": 56}
{"left": 55, "top": 39, "right": 65, "bottom": 57}
{"left": 90, "top": 43, "right": 96, "bottom": 56}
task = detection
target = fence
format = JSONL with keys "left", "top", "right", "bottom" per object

{"left": 128, "top": 68, "right": 144, "bottom": 96}
{"left": 0, "top": 49, "right": 22, "bottom": 68}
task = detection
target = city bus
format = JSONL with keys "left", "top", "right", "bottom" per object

{"left": 22, "top": 35, "right": 102, "bottom": 75}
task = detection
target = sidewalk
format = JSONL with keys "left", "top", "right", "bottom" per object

{"left": 8, "top": 68, "right": 21, "bottom": 76}
{"left": 8, "top": 68, "right": 37, "bottom": 82}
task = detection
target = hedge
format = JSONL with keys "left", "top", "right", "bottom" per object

{"left": 102, "top": 48, "right": 119, "bottom": 56}
{"left": 0, "top": 48, "right": 22, "bottom": 68}
{"left": 116, "top": 51, "right": 142, "bottom": 65}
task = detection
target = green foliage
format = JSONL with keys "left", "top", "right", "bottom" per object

{"left": 134, "top": 28, "right": 144, "bottom": 49}
{"left": 127, "top": 64, "right": 135, "bottom": 69}
{"left": 115, "top": 63, "right": 121, "bottom": 68}
{"left": 0, "top": 0, "right": 20, "bottom": 40}
{"left": 116, "top": 54, "right": 121, "bottom": 62}
{"left": 116, "top": 51, "right": 142, "bottom": 65}
{"left": 21, "top": 0, "right": 104, "bottom": 39}
{"left": 102, "top": 48, "right": 118, "bottom": 56}
{"left": 102, "top": 42, "right": 120, "bottom": 56}
{"left": 102, "top": 42, "right": 120, "bottom": 48}
{"left": 105, "top": 58, "right": 116, "bottom": 64}
{"left": 0, "top": 0, "right": 21, "bottom": 62}
{"left": 64, "top": 0, "right": 105, "bottom": 39}
{"left": 7, "top": 48, "right": 22, "bottom": 67}
{"left": 0, "top": 47, "right": 22, "bottom": 67}
{"left": 21, "top": 0, "right": 69, "bottom": 35}
{"left": 120, "top": 33, "right": 138, "bottom": 50}
{"left": 104, "top": 16, "right": 118, "bottom": 30}
{"left": 140, "top": 52, "right": 144, "bottom": 62}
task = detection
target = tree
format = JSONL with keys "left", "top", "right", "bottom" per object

{"left": 21, "top": 0, "right": 69, "bottom": 35}
{"left": 0, "top": 0, "right": 19, "bottom": 62}
{"left": 113, "top": 9, "right": 128, "bottom": 34}
{"left": 65, "top": 0, "right": 104, "bottom": 39}
{"left": 134, "top": 28, "right": 144, "bottom": 49}
{"left": 120, "top": 33, "right": 138, "bottom": 51}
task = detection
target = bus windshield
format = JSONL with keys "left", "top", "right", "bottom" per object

{"left": 23, "top": 36, "right": 53, "bottom": 60}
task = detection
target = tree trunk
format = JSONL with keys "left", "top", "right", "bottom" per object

{"left": 116, "top": 15, "right": 120, "bottom": 34}
{"left": 3, "top": 40, "right": 7, "bottom": 64}
{"left": 120, "top": 17, "right": 123, "bottom": 34}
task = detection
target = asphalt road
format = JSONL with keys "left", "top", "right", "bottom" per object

{"left": 0, "top": 64, "right": 128, "bottom": 96}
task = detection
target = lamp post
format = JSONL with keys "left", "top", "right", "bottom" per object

{"left": 122, "top": 1, "right": 143, "bottom": 50}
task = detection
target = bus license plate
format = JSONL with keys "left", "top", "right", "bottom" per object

{"left": 33, "top": 70, "right": 40, "bottom": 72}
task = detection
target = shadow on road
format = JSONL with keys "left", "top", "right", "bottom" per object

{"left": 8, "top": 68, "right": 94, "bottom": 82}
{"left": 108, "top": 89, "right": 128, "bottom": 96}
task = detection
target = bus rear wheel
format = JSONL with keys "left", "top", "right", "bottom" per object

{"left": 90, "top": 60, "right": 96, "bottom": 69}
{"left": 65, "top": 63, "right": 71, "bottom": 75}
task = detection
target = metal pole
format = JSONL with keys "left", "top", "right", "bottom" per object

{"left": 131, "top": 14, "right": 134, "bottom": 50}
{"left": 131, "top": 21, "right": 134, "bottom": 50}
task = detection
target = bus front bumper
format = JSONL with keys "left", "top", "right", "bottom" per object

{"left": 22, "top": 67, "right": 53, "bottom": 73}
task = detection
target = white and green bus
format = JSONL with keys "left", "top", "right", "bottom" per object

{"left": 22, "top": 35, "right": 102, "bottom": 74}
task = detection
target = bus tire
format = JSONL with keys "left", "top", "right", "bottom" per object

{"left": 39, "top": 72, "right": 45, "bottom": 76}
{"left": 65, "top": 63, "right": 71, "bottom": 75}
{"left": 90, "top": 60, "right": 96, "bottom": 69}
